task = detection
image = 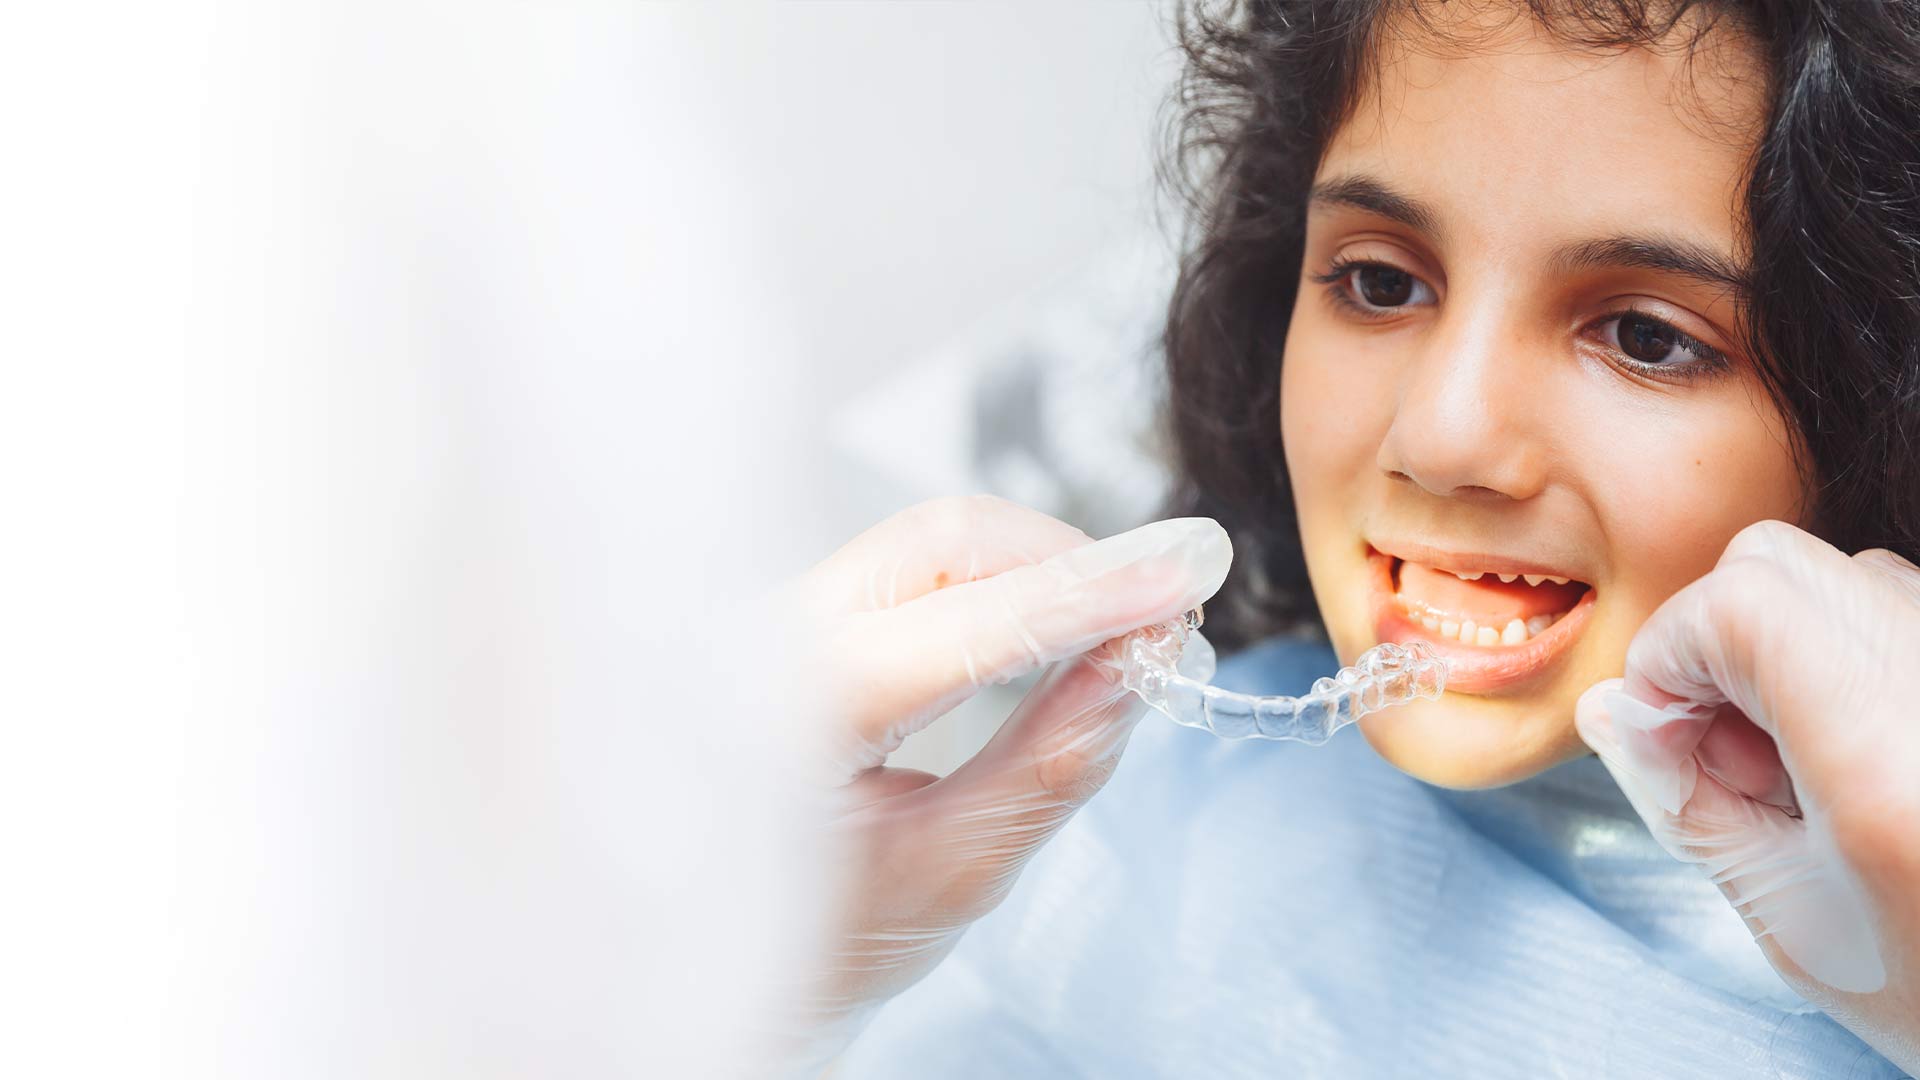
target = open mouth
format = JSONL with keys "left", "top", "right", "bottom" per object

{"left": 1367, "top": 547, "right": 1596, "bottom": 694}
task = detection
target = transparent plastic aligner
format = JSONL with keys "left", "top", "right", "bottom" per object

{"left": 1100, "top": 608, "right": 1449, "bottom": 745}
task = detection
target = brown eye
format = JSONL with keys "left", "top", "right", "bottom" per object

{"left": 1356, "top": 265, "right": 1414, "bottom": 307}
{"left": 1313, "top": 259, "right": 1434, "bottom": 313}
{"left": 1616, "top": 312, "right": 1680, "bottom": 363}
{"left": 1594, "top": 311, "right": 1728, "bottom": 375}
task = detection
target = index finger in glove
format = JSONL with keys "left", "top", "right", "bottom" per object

{"left": 831, "top": 517, "right": 1231, "bottom": 747}
{"left": 1576, "top": 681, "right": 1889, "bottom": 993}
{"left": 1576, "top": 679, "right": 1791, "bottom": 819}
{"left": 1574, "top": 678, "right": 1713, "bottom": 815}
{"left": 794, "top": 495, "right": 1093, "bottom": 619}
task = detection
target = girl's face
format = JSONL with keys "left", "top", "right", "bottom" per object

{"left": 1283, "top": 11, "right": 1807, "bottom": 787}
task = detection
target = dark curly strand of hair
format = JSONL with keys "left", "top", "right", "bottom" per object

{"left": 1160, "top": 0, "right": 1920, "bottom": 651}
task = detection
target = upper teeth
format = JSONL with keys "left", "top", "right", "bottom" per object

{"left": 1413, "top": 608, "right": 1568, "bottom": 645}
{"left": 1452, "top": 569, "right": 1574, "bottom": 587}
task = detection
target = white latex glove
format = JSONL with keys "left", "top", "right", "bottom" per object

{"left": 775, "top": 496, "right": 1231, "bottom": 1070}
{"left": 1576, "top": 521, "right": 1920, "bottom": 1072}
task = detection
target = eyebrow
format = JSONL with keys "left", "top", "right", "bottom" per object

{"left": 1309, "top": 173, "right": 1752, "bottom": 297}
{"left": 1553, "top": 235, "right": 1751, "bottom": 297}
{"left": 1310, "top": 175, "right": 1442, "bottom": 236}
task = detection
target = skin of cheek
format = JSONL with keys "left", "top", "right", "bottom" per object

{"left": 1282, "top": 327, "right": 1806, "bottom": 788}
{"left": 1566, "top": 384, "right": 1807, "bottom": 629}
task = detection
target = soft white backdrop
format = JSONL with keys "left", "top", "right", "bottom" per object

{"left": 760, "top": 2, "right": 1186, "bottom": 776}
{"left": 0, "top": 3, "right": 1179, "bottom": 1076}
{"left": 754, "top": 1, "right": 1181, "bottom": 557}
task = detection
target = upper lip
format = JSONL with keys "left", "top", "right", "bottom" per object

{"left": 1369, "top": 539, "right": 1590, "bottom": 585}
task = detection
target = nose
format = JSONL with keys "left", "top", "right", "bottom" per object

{"left": 1375, "top": 300, "right": 1551, "bottom": 502}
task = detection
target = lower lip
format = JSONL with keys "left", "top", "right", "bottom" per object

{"left": 1366, "top": 550, "right": 1596, "bottom": 694}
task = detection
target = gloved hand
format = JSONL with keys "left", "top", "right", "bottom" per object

{"left": 1575, "top": 521, "right": 1920, "bottom": 1073}
{"left": 775, "top": 496, "right": 1231, "bottom": 1070}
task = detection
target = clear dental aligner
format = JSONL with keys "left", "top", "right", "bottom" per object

{"left": 1104, "top": 608, "right": 1450, "bottom": 745}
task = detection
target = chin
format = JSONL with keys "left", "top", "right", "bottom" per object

{"left": 1354, "top": 694, "right": 1591, "bottom": 789}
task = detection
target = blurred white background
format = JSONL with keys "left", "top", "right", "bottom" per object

{"left": 754, "top": 1, "right": 1179, "bottom": 539}
{"left": 757, "top": 2, "right": 1186, "bottom": 775}
{"left": 0, "top": 2, "right": 1181, "bottom": 1076}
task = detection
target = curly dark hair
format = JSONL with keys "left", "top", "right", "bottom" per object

{"left": 1160, "top": 0, "right": 1920, "bottom": 650}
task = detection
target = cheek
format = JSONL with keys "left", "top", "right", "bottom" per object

{"left": 1576, "top": 394, "right": 1805, "bottom": 618}
{"left": 1280, "top": 312, "right": 1392, "bottom": 512}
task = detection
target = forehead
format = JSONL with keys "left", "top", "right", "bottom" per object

{"left": 1319, "top": 6, "right": 1767, "bottom": 255}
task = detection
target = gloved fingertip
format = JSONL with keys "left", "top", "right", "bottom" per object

{"left": 1647, "top": 769, "right": 1695, "bottom": 817}
{"left": 1573, "top": 679, "right": 1623, "bottom": 751}
{"left": 1578, "top": 684, "right": 1699, "bottom": 816}
{"left": 1132, "top": 517, "right": 1233, "bottom": 608}
{"left": 1607, "top": 691, "right": 1716, "bottom": 733}
{"left": 1062, "top": 517, "right": 1218, "bottom": 570}
{"left": 1177, "top": 516, "right": 1235, "bottom": 599}
{"left": 1613, "top": 693, "right": 1704, "bottom": 814}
